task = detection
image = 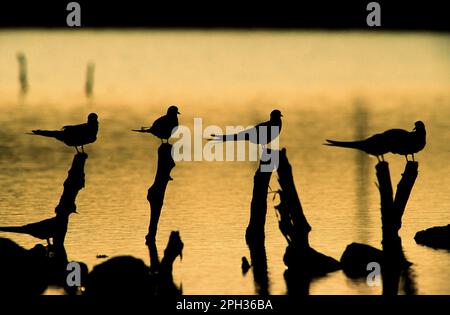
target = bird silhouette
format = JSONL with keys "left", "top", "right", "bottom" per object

{"left": 0, "top": 210, "right": 76, "bottom": 245}
{"left": 210, "top": 109, "right": 283, "bottom": 146}
{"left": 325, "top": 121, "right": 426, "bottom": 161}
{"left": 132, "top": 105, "right": 180, "bottom": 143}
{"left": 30, "top": 113, "right": 98, "bottom": 153}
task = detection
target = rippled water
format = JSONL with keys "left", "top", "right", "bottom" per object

{"left": 0, "top": 30, "right": 449, "bottom": 294}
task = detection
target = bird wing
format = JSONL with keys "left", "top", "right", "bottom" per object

{"left": 148, "top": 115, "right": 167, "bottom": 133}
{"left": 62, "top": 123, "right": 87, "bottom": 132}
{"left": 382, "top": 128, "right": 411, "bottom": 154}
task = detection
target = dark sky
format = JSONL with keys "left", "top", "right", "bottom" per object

{"left": 0, "top": 1, "right": 448, "bottom": 31}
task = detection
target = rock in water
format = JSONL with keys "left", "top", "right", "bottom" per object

{"left": 415, "top": 225, "right": 450, "bottom": 250}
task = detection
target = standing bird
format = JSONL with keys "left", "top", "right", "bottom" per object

{"left": 0, "top": 210, "right": 76, "bottom": 246}
{"left": 30, "top": 113, "right": 98, "bottom": 153}
{"left": 325, "top": 121, "right": 426, "bottom": 161}
{"left": 210, "top": 109, "right": 283, "bottom": 145}
{"left": 132, "top": 105, "right": 180, "bottom": 143}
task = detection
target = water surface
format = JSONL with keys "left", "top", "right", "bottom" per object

{"left": 0, "top": 30, "right": 449, "bottom": 294}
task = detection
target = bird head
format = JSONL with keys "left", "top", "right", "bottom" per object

{"left": 167, "top": 105, "right": 181, "bottom": 116}
{"left": 413, "top": 121, "right": 425, "bottom": 132}
{"left": 88, "top": 113, "right": 98, "bottom": 123}
{"left": 270, "top": 109, "right": 283, "bottom": 120}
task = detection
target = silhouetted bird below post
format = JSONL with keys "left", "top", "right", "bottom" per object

{"left": 325, "top": 121, "right": 426, "bottom": 162}
{"left": 30, "top": 113, "right": 99, "bottom": 153}
{"left": 132, "top": 105, "right": 180, "bottom": 143}
{"left": 0, "top": 209, "right": 77, "bottom": 246}
{"left": 210, "top": 109, "right": 283, "bottom": 146}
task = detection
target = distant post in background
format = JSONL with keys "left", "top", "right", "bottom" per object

{"left": 85, "top": 62, "right": 95, "bottom": 99}
{"left": 16, "top": 52, "right": 28, "bottom": 96}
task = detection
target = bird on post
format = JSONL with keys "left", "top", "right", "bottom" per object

{"left": 209, "top": 109, "right": 283, "bottom": 146}
{"left": 30, "top": 113, "right": 98, "bottom": 153}
{"left": 324, "top": 121, "right": 426, "bottom": 162}
{"left": 132, "top": 105, "right": 180, "bottom": 143}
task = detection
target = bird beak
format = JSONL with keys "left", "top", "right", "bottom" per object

{"left": 413, "top": 127, "right": 416, "bottom": 131}
{"left": 281, "top": 114, "right": 284, "bottom": 117}
{"left": 177, "top": 111, "right": 181, "bottom": 115}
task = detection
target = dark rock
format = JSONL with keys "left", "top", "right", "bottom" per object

{"left": 0, "top": 237, "right": 50, "bottom": 295}
{"left": 284, "top": 245, "right": 341, "bottom": 277}
{"left": 415, "top": 224, "right": 450, "bottom": 250}
{"left": 84, "top": 256, "right": 153, "bottom": 296}
{"left": 340, "top": 243, "right": 383, "bottom": 278}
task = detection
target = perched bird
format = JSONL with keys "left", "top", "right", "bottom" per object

{"left": 325, "top": 121, "right": 426, "bottom": 161}
{"left": 132, "top": 105, "right": 180, "bottom": 143}
{"left": 30, "top": 113, "right": 98, "bottom": 153}
{"left": 0, "top": 210, "right": 76, "bottom": 245}
{"left": 210, "top": 109, "right": 283, "bottom": 146}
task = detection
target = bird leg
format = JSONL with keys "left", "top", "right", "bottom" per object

{"left": 381, "top": 155, "right": 385, "bottom": 162}
{"left": 75, "top": 146, "right": 80, "bottom": 153}
{"left": 404, "top": 155, "right": 409, "bottom": 162}
{"left": 377, "top": 156, "right": 381, "bottom": 162}
{"left": 412, "top": 154, "right": 415, "bottom": 162}
{"left": 81, "top": 146, "right": 85, "bottom": 153}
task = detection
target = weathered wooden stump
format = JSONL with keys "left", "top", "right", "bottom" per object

{"left": 275, "top": 148, "right": 340, "bottom": 294}
{"left": 341, "top": 161, "right": 418, "bottom": 295}
{"left": 146, "top": 143, "right": 175, "bottom": 243}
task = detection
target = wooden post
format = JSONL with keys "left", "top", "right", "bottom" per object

{"left": 147, "top": 231, "right": 184, "bottom": 295}
{"left": 53, "top": 152, "right": 87, "bottom": 250}
{"left": 375, "top": 161, "right": 417, "bottom": 295}
{"left": 243, "top": 149, "right": 276, "bottom": 295}
{"left": 146, "top": 143, "right": 175, "bottom": 244}
{"left": 275, "top": 149, "right": 339, "bottom": 295}
{"left": 276, "top": 148, "right": 311, "bottom": 249}
{"left": 376, "top": 161, "right": 418, "bottom": 245}
{"left": 247, "top": 240, "right": 269, "bottom": 295}
{"left": 393, "top": 161, "right": 418, "bottom": 230}
{"left": 245, "top": 166, "right": 272, "bottom": 245}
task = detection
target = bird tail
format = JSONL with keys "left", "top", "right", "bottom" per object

{"left": 131, "top": 128, "right": 151, "bottom": 133}
{"left": 324, "top": 139, "right": 364, "bottom": 150}
{"left": 31, "top": 129, "right": 63, "bottom": 140}
{"left": 209, "top": 133, "right": 244, "bottom": 142}
{"left": 0, "top": 226, "right": 26, "bottom": 234}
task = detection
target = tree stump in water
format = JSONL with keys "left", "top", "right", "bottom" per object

{"left": 244, "top": 149, "right": 276, "bottom": 295}
{"left": 275, "top": 149, "right": 340, "bottom": 294}
{"left": 146, "top": 143, "right": 176, "bottom": 243}
{"left": 341, "top": 161, "right": 418, "bottom": 295}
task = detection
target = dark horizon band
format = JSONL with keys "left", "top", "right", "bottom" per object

{"left": 0, "top": 1, "right": 448, "bottom": 31}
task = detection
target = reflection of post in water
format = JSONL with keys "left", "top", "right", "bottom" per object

{"left": 0, "top": 152, "right": 89, "bottom": 294}
{"left": 85, "top": 62, "right": 95, "bottom": 99}
{"left": 16, "top": 52, "right": 29, "bottom": 96}
{"left": 246, "top": 239, "right": 269, "bottom": 295}
{"left": 353, "top": 103, "right": 370, "bottom": 243}
{"left": 147, "top": 231, "right": 184, "bottom": 295}
{"left": 84, "top": 231, "right": 183, "bottom": 296}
